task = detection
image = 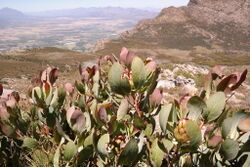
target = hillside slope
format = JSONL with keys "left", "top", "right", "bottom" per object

{"left": 96, "top": 0, "right": 250, "bottom": 64}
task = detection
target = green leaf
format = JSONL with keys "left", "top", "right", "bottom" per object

{"left": 187, "top": 96, "right": 206, "bottom": 121}
{"left": 84, "top": 130, "right": 94, "bottom": 147}
{"left": 32, "top": 87, "right": 44, "bottom": 105}
{"left": 186, "top": 120, "right": 202, "bottom": 147}
{"left": 221, "top": 117, "right": 234, "bottom": 139}
{"left": 159, "top": 103, "right": 173, "bottom": 133}
{"left": 118, "top": 138, "right": 139, "bottom": 166}
{"left": 108, "top": 62, "right": 131, "bottom": 95}
{"left": 32, "top": 150, "right": 49, "bottom": 167}
{"left": 22, "top": 137, "right": 38, "bottom": 149}
{"left": 162, "top": 139, "right": 174, "bottom": 152}
{"left": 77, "top": 146, "right": 94, "bottom": 165}
{"left": 75, "top": 81, "right": 85, "bottom": 94}
{"left": 220, "top": 139, "right": 239, "bottom": 160}
{"left": 222, "top": 111, "right": 249, "bottom": 139}
{"left": 206, "top": 92, "right": 226, "bottom": 122}
{"left": 117, "top": 98, "right": 129, "bottom": 120}
{"left": 150, "top": 139, "right": 165, "bottom": 167}
{"left": 131, "top": 57, "right": 146, "bottom": 89}
{"left": 63, "top": 141, "right": 77, "bottom": 161}
{"left": 144, "top": 123, "right": 154, "bottom": 137}
{"left": 134, "top": 115, "right": 146, "bottom": 129}
{"left": 97, "top": 134, "right": 110, "bottom": 156}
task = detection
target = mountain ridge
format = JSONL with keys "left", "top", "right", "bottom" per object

{"left": 25, "top": 7, "right": 158, "bottom": 19}
{"left": 97, "top": 0, "right": 250, "bottom": 54}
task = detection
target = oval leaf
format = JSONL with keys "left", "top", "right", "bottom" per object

{"left": 186, "top": 120, "right": 202, "bottom": 147}
{"left": 150, "top": 139, "right": 165, "bottom": 167}
{"left": 117, "top": 99, "right": 129, "bottom": 121}
{"left": 187, "top": 96, "right": 206, "bottom": 121}
{"left": 220, "top": 139, "right": 239, "bottom": 160}
{"left": 131, "top": 57, "right": 146, "bottom": 89}
{"left": 64, "top": 141, "right": 77, "bottom": 161}
{"left": 66, "top": 106, "right": 86, "bottom": 133}
{"left": 221, "top": 117, "right": 234, "bottom": 138}
{"left": 159, "top": 103, "right": 173, "bottom": 133}
{"left": 22, "top": 137, "right": 38, "bottom": 149}
{"left": 118, "top": 138, "right": 139, "bottom": 166}
{"left": 206, "top": 92, "right": 226, "bottom": 122}
{"left": 108, "top": 62, "right": 131, "bottom": 95}
{"left": 97, "top": 134, "right": 110, "bottom": 156}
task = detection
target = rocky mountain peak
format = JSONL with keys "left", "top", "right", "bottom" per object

{"left": 115, "top": 0, "right": 250, "bottom": 51}
{"left": 187, "top": 0, "right": 250, "bottom": 26}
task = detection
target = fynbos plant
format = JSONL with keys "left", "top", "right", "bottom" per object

{"left": 0, "top": 48, "right": 249, "bottom": 167}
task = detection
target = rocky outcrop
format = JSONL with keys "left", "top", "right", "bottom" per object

{"left": 118, "top": 0, "right": 250, "bottom": 51}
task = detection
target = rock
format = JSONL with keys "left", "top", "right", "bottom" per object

{"left": 173, "top": 64, "right": 209, "bottom": 75}
{"left": 157, "top": 80, "right": 176, "bottom": 90}
{"left": 157, "top": 64, "right": 207, "bottom": 91}
{"left": 175, "top": 76, "right": 195, "bottom": 86}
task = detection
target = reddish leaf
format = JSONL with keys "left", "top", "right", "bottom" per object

{"left": 49, "top": 68, "right": 59, "bottom": 85}
{"left": 0, "top": 102, "right": 10, "bottom": 121}
{"left": 217, "top": 74, "right": 237, "bottom": 92}
{"left": 80, "top": 65, "right": 97, "bottom": 82}
{"left": 43, "top": 82, "right": 51, "bottom": 97}
{"left": 11, "top": 91, "right": 20, "bottom": 103}
{"left": 145, "top": 59, "right": 157, "bottom": 72}
{"left": 208, "top": 135, "right": 222, "bottom": 148}
{"left": 0, "top": 84, "right": 3, "bottom": 96}
{"left": 98, "top": 107, "right": 108, "bottom": 123}
{"left": 40, "top": 67, "right": 58, "bottom": 85}
{"left": 66, "top": 106, "right": 86, "bottom": 133}
{"left": 120, "top": 47, "right": 135, "bottom": 67}
{"left": 149, "top": 88, "right": 163, "bottom": 106}
{"left": 231, "top": 69, "right": 247, "bottom": 91}
{"left": 6, "top": 96, "right": 17, "bottom": 109}
{"left": 211, "top": 66, "right": 224, "bottom": 80}
{"left": 217, "top": 69, "right": 248, "bottom": 92}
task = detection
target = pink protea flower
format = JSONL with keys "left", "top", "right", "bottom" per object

{"left": 64, "top": 82, "right": 74, "bottom": 95}
{"left": 120, "top": 47, "right": 135, "bottom": 67}
{"left": 149, "top": 88, "right": 163, "bottom": 106}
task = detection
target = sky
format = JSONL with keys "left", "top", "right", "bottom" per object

{"left": 0, "top": 0, "right": 189, "bottom": 12}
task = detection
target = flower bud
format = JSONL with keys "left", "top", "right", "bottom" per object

{"left": 120, "top": 47, "right": 135, "bottom": 67}
{"left": 64, "top": 83, "right": 74, "bottom": 94}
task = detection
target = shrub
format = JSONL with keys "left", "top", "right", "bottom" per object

{"left": 0, "top": 48, "right": 249, "bottom": 167}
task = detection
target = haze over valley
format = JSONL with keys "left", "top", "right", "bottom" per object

{"left": 0, "top": 7, "right": 158, "bottom": 52}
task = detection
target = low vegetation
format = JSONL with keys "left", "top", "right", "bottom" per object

{"left": 0, "top": 48, "right": 249, "bottom": 166}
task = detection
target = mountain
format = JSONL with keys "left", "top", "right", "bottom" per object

{"left": 0, "top": 8, "right": 27, "bottom": 27}
{"left": 28, "top": 7, "right": 158, "bottom": 20}
{"left": 96, "top": 0, "right": 250, "bottom": 58}
{"left": 0, "top": 7, "right": 25, "bottom": 19}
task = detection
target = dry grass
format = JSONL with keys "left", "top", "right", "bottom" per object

{"left": 0, "top": 47, "right": 95, "bottom": 78}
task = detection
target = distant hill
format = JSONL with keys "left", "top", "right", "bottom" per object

{"left": 27, "top": 7, "right": 158, "bottom": 20}
{"left": 0, "top": 7, "right": 25, "bottom": 19}
{"left": 0, "top": 7, "right": 27, "bottom": 27}
{"left": 0, "top": 7, "right": 158, "bottom": 28}
{"left": 97, "top": 0, "right": 250, "bottom": 57}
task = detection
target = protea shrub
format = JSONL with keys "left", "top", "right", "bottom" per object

{"left": 0, "top": 48, "right": 249, "bottom": 167}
